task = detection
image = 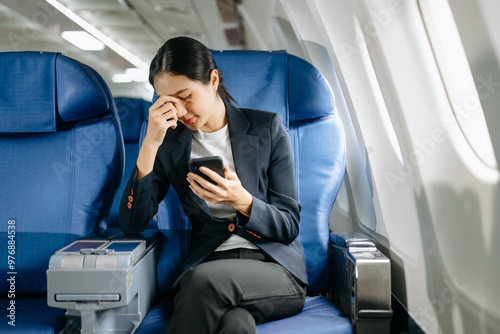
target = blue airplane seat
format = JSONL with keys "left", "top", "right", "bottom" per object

{"left": 0, "top": 51, "right": 124, "bottom": 333}
{"left": 109, "top": 97, "right": 151, "bottom": 228}
{"left": 134, "top": 50, "right": 352, "bottom": 334}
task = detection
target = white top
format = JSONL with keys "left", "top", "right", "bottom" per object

{"left": 191, "top": 124, "right": 258, "bottom": 252}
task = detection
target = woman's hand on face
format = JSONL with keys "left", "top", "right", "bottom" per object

{"left": 135, "top": 95, "right": 181, "bottom": 180}
{"left": 187, "top": 167, "right": 254, "bottom": 217}
{"left": 144, "top": 95, "right": 181, "bottom": 148}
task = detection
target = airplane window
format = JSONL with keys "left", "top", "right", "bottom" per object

{"left": 273, "top": 1, "right": 371, "bottom": 233}
{"left": 419, "top": 0, "right": 498, "bottom": 170}
{"left": 307, "top": 0, "right": 439, "bottom": 262}
{"left": 272, "top": 16, "right": 305, "bottom": 59}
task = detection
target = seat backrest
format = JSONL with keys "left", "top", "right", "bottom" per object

{"left": 109, "top": 97, "right": 150, "bottom": 227}
{"left": 0, "top": 51, "right": 124, "bottom": 296}
{"left": 145, "top": 50, "right": 345, "bottom": 295}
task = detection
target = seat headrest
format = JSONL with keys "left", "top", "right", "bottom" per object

{"left": 0, "top": 51, "right": 111, "bottom": 133}
{"left": 212, "top": 50, "right": 335, "bottom": 128}
{"left": 211, "top": 50, "right": 289, "bottom": 128}
{"left": 287, "top": 54, "right": 335, "bottom": 123}
{"left": 115, "top": 97, "right": 150, "bottom": 143}
{"left": 151, "top": 50, "right": 334, "bottom": 130}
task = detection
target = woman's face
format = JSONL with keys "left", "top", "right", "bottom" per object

{"left": 154, "top": 70, "right": 225, "bottom": 133}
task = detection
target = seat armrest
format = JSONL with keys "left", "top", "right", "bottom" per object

{"left": 47, "top": 229, "right": 160, "bottom": 334}
{"left": 330, "top": 232, "right": 393, "bottom": 334}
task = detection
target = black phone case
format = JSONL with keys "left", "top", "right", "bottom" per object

{"left": 189, "top": 156, "right": 225, "bottom": 184}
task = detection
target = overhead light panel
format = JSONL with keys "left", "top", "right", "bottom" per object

{"left": 125, "top": 68, "right": 148, "bottom": 82}
{"left": 45, "top": 0, "right": 148, "bottom": 70}
{"left": 61, "top": 31, "right": 105, "bottom": 51}
{"left": 112, "top": 73, "right": 133, "bottom": 83}
{"left": 112, "top": 68, "right": 149, "bottom": 83}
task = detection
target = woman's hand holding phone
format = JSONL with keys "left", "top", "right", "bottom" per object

{"left": 187, "top": 165, "right": 253, "bottom": 217}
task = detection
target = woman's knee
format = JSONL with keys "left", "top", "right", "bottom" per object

{"left": 177, "top": 261, "right": 230, "bottom": 298}
{"left": 217, "top": 308, "right": 256, "bottom": 334}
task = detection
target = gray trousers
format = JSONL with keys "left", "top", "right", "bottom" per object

{"left": 165, "top": 248, "right": 307, "bottom": 334}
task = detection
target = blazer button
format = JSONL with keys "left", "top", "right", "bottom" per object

{"left": 127, "top": 202, "right": 132, "bottom": 209}
{"left": 128, "top": 195, "right": 134, "bottom": 203}
{"left": 228, "top": 223, "right": 235, "bottom": 232}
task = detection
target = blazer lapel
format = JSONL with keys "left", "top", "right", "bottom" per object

{"left": 226, "top": 103, "right": 259, "bottom": 197}
{"left": 169, "top": 125, "right": 212, "bottom": 217}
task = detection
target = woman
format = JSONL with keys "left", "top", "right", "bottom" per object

{"left": 119, "top": 36, "right": 307, "bottom": 334}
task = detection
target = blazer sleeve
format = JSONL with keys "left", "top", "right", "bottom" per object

{"left": 119, "top": 155, "right": 170, "bottom": 235}
{"left": 237, "top": 113, "right": 301, "bottom": 244}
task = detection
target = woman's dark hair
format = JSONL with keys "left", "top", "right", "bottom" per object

{"left": 149, "top": 36, "right": 235, "bottom": 104}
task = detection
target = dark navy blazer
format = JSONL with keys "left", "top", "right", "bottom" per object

{"left": 119, "top": 102, "right": 308, "bottom": 287}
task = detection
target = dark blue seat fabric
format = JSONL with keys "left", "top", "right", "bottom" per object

{"left": 0, "top": 51, "right": 124, "bottom": 333}
{"left": 109, "top": 97, "right": 150, "bottom": 227}
{"left": 256, "top": 296, "right": 353, "bottom": 334}
{"left": 136, "top": 296, "right": 351, "bottom": 334}
{"left": 135, "top": 50, "right": 351, "bottom": 333}
{"left": 0, "top": 298, "right": 66, "bottom": 334}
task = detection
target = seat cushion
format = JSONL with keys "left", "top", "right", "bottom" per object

{"left": 257, "top": 296, "right": 352, "bottom": 334}
{"left": 0, "top": 298, "right": 66, "bottom": 333}
{"left": 135, "top": 298, "right": 173, "bottom": 334}
{"left": 136, "top": 296, "right": 352, "bottom": 334}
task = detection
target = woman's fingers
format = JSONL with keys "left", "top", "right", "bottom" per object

{"left": 187, "top": 167, "right": 252, "bottom": 216}
{"left": 187, "top": 168, "right": 234, "bottom": 203}
{"left": 151, "top": 95, "right": 181, "bottom": 110}
{"left": 187, "top": 167, "right": 253, "bottom": 216}
{"left": 146, "top": 95, "right": 183, "bottom": 145}
{"left": 151, "top": 97, "right": 181, "bottom": 121}
{"left": 223, "top": 168, "right": 238, "bottom": 180}
{"left": 187, "top": 172, "right": 220, "bottom": 193}
{"left": 199, "top": 167, "right": 226, "bottom": 184}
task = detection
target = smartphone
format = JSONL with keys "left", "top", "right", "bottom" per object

{"left": 189, "top": 156, "right": 225, "bottom": 185}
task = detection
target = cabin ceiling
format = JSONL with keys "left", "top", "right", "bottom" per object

{"left": 0, "top": 0, "right": 243, "bottom": 98}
